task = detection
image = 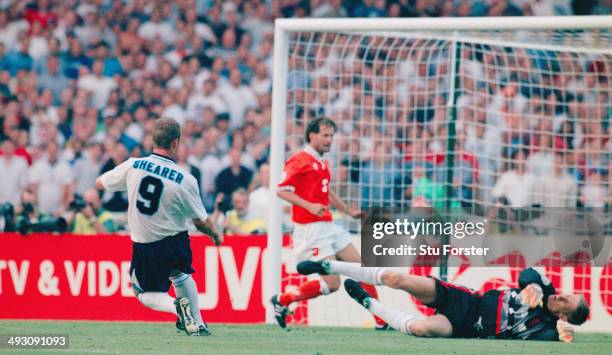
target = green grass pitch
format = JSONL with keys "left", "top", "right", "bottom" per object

{"left": 0, "top": 321, "right": 610, "bottom": 354}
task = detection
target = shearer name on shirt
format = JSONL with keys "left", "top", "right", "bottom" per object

{"left": 133, "top": 159, "right": 184, "bottom": 184}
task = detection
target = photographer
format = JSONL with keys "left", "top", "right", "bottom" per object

{"left": 11, "top": 188, "right": 68, "bottom": 234}
{"left": 72, "top": 189, "right": 116, "bottom": 235}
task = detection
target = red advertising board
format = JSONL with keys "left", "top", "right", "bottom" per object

{"left": 2, "top": 233, "right": 611, "bottom": 332}
{"left": 0, "top": 233, "right": 274, "bottom": 323}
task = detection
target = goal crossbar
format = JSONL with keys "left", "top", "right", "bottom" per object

{"left": 275, "top": 16, "right": 612, "bottom": 32}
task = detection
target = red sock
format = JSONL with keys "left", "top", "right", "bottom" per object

{"left": 278, "top": 280, "right": 323, "bottom": 306}
{"left": 360, "top": 282, "right": 387, "bottom": 327}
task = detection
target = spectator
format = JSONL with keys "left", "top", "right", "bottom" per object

{"left": 492, "top": 150, "right": 536, "bottom": 208}
{"left": 490, "top": 150, "right": 543, "bottom": 231}
{"left": 215, "top": 188, "right": 266, "bottom": 235}
{"left": 61, "top": 39, "right": 91, "bottom": 79}
{"left": 161, "top": 88, "right": 189, "bottom": 127}
{"left": 580, "top": 170, "right": 607, "bottom": 212}
{"left": 215, "top": 148, "right": 253, "bottom": 211}
{"left": 138, "top": 8, "right": 175, "bottom": 45}
{"left": 72, "top": 188, "right": 116, "bottom": 234}
{"left": 187, "top": 78, "right": 227, "bottom": 120}
{"left": 72, "top": 142, "right": 103, "bottom": 196}
{"left": 0, "top": 11, "right": 29, "bottom": 51}
{"left": 77, "top": 60, "right": 117, "bottom": 109}
{"left": 37, "top": 56, "right": 69, "bottom": 105}
{"left": 193, "top": 134, "right": 223, "bottom": 210}
{"left": 24, "top": 0, "right": 58, "bottom": 29}
{"left": 250, "top": 62, "right": 271, "bottom": 97}
{"left": 535, "top": 153, "right": 577, "bottom": 208}
{"left": 6, "top": 36, "right": 33, "bottom": 76}
{"left": 312, "top": 0, "right": 348, "bottom": 17}
{"left": 28, "top": 141, "right": 74, "bottom": 215}
{"left": 95, "top": 42, "right": 122, "bottom": 77}
{"left": 176, "top": 142, "right": 202, "bottom": 193}
{"left": 248, "top": 162, "right": 270, "bottom": 219}
{"left": 0, "top": 139, "right": 28, "bottom": 207}
{"left": 360, "top": 143, "right": 396, "bottom": 207}
{"left": 527, "top": 133, "right": 555, "bottom": 177}
{"left": 488, "top": 0, "right": 524, "bottom": 16}
{"left": 28, "top": 21, "right": 48, "bottom": 61}
{"left": 352, "top": 0, "right": 387, "bottom": 17}
{"left": 208, "top": 28, "right": 238, "bottom": 59}
{"left": 241, "top": 4, "right": 273, "bottom": 47}
{"left": 217, "top": 69, "right": 257, "bottom": 128}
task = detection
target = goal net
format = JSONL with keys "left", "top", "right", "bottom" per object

{"left": 270, "top": 17, "right": 612, "bottom": 331}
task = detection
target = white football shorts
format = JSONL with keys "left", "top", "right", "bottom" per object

{"left": 291, "top": 221, "right": 353, "bottom": 262}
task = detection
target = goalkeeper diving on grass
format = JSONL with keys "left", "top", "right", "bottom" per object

{"left": 297, "top": 260, "right": 589, "bottom": 342}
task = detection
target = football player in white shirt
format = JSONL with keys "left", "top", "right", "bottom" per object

{"left": 96, "top": 117, "right": 223, "bottom": 336}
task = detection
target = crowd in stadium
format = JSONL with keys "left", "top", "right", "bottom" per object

{"left": 0, "top": 0, "right": 610, "bottom": 236}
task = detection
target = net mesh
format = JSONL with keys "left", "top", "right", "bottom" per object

{"left": 281, "top": 28, "right": 611, "bottom": 327}
{"left": 285, "top": 29, "right": 611, "bottom": 229}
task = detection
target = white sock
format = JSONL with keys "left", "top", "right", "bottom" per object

{"left": 367, "top": 298, "right": 417, "bottom": 334}
{"left": 138, "top": 292, "right": 176, "bottom": 314}
{"left": 171, "top": 273, "right": 204, "bottom": 326}
{"left": 319, "top": 278, "right": 331, "bottom": 295}
{"left": 327, "top": 261, "right": 385, "bottom": 285}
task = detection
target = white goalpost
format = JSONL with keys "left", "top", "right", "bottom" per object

{"left": 267, "top": 16, "right": 612, "bottom": 328}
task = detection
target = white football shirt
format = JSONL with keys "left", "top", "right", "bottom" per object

{"left": 99, "top": 153, "right": 208, "bottom": 243}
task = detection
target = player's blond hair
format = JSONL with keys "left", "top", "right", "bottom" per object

{"left": 153, "top": 117, "right": 181, "bottom": 150}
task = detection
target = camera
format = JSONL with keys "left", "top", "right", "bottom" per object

{"left": 0, "top": 201, "right": 68, "bottom": 235}
{"left": 69, "top": 195, "right": 87, "bottom": 212}
{"left": 15, "top": 215, "right": 68, "bottom": 235}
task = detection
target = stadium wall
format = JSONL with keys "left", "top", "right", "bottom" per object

{"left": 1, "top": 234, "right": 611, "bottom": 333}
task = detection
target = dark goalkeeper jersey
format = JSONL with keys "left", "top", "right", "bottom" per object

{"left": 476, "top": 268, "right": 559, "bottom": 340}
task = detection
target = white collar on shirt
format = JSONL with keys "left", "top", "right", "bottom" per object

{"left": 304, "top": 145, "right": 324, "bottom": 162}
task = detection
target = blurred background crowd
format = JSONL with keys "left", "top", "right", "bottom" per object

{"left": 0, "top": 0, "right": 610, "bottom": 236}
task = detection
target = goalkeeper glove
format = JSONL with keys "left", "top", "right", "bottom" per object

{"left": 557, "top": 319, "right": 574, "bottom": 343}
{"left": 520, "top": 284, "right": 544, "bottom": 309}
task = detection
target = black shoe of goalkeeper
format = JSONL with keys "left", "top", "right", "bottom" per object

{"left": 296, "top": 260, "right": 330, "bottom": 275}
{"left": 270, "top": 295, "right": 288, "bottom": 329}
{"left": 344, "top": 279, "right": 372, "bottom": 309}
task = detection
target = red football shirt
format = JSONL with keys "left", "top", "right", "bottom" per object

{"left": 278, "top": 146, "right": 332, "bottom": 224}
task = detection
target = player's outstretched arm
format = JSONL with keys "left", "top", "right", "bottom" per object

{"left": 193, "top": 217, "right": 224, "bottom": 246}
{"left": 277, "top": 190, "right": 326, "bottom": 217}
{"left": 329, "top": 190, "right": 361, "bottom": 219}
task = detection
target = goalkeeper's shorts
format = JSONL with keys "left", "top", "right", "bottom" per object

{"left": 425, "top": 277, "right": 489, "bottom": 338}
{"left": 292, "top": 221, "right": 352, "bottom": 262}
